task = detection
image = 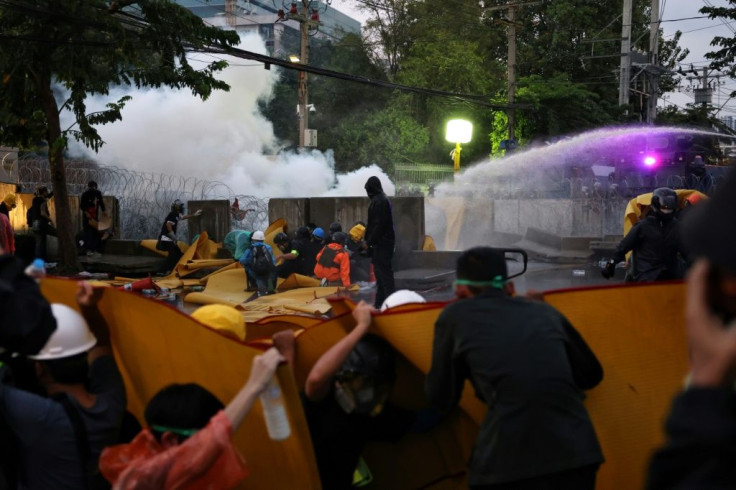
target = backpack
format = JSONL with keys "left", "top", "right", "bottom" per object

{"left": 250, "top": 245, "right": 272, "bottom": 275}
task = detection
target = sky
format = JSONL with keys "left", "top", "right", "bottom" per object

{"left": 332, "top": 0, "right": 736, "bottom": 119}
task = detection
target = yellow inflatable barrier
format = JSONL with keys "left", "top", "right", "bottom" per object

{"left": 41, "top": 278, "right": 688, "bottom": 489}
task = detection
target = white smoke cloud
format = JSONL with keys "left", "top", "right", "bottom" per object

{"left": 65, "top": 32, "right": 393, "bottom": 198}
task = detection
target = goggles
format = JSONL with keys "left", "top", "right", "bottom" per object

{"left": 453, "top": 275, "right": 507, "bottom": 289}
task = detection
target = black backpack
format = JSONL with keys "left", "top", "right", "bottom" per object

{"left": 251, "top": 245, "right": 272, "bottom": 275}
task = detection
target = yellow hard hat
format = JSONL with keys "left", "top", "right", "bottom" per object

{"left": 191, "top": 304, "right": 246, "bottom": 341}
{"left": 3, "top": 194, "right": 16, "bottom": 207}
{"left": 349, "top": 224, "right": 365, "bottom": 242}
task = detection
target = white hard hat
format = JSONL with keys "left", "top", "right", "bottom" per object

{"left": 28, "top": 304, "right": 97, "bottom": 360}
{"left": 381, "top": 289, "right": 426, "bottom": 311}
{"left": 252, "top": 230, "right": 265, "bottom": 241}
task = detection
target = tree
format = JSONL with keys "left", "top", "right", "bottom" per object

{"left": 0, "top": 0, "right": 239, "bottom": 269}
{"left": 358, "top": 0, "right": 416, "bottom": 79}
{"left": 701, "top": 1, "right": 736, "bottom": 87}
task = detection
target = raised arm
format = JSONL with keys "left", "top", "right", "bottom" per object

{"left": 305, "top": 301, "right": 374, "bottom": 401}
{"left": 76, "top": 282, "right": 112, "bottom": 362}
{"left": 225, "top": 347, "right": 284, "bottom": 430}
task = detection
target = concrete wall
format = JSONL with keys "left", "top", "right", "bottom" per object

{"left": 187, "top": 200, "right": 230, "bottom": 243}
{"left": 269, "top": 196, "right": 424, "bottom": 260}
{"left": 493, "top": 198, "right": 627, "bottom": 239}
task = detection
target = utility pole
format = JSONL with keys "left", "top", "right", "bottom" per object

{"left": 297, "top": 0, "right": 309, "bottom": 148}
{"left": 507, "top": 4, "right": 516, "bottom": 142}
{"left": 618, "top": 0, "right": 632, "bottom": 107}
{"left": 647, "top": 0, "right": 660, "bottom": 123}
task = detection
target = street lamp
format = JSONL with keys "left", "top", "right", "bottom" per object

{"left": 446, "top": 119, "right": 472, "bottom": 173}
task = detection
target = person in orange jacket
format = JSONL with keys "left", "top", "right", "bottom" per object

{"left": 314, "top": 232, "right": 351, "bottom": 287}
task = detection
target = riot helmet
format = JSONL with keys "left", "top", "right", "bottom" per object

{"left": 331, "top": 232, "right": 348, "bottom": 245}
{"left": 650, "top": 187, "right": 677, "bottom": 219}
{"left": 274, "top": 232, "right": 289, "bottom": 245}
{"left": 312, "top": 227, "right": 326, "bottom": 241}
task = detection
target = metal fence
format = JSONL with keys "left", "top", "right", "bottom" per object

{"left": 14, "top": 157, "right": 269, "bottom": 240}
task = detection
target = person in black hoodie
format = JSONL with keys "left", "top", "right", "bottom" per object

{"left": 363, "top": 176, "right": 396, "bottom": 309}
{"left": 601, "top": 187, "right": 685, "bottom": 282}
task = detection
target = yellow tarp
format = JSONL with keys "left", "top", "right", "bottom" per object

{"left": 184, "top": 268, "right": 251, "bottom": 307}
{"left": 623, "top": 189, "right": 707, "bottom": 236}
{"left": 40, "top": 277, "right": 320, "bottom": 490}
{"left": 41, "top": 277, "right": 689, "bottom": 490}
{"left": 140, "top": 239, "right": 188, "bottom": 257}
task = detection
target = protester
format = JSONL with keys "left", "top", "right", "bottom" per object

{"left": 29, "top": 186, "right": 56, "bottom": 261}
{"left": 684, "top": 155, "right": 714, "bottom": 195}
{"left": 79, "top": 181, "right": 108, "bottom": 257}
{"left": 363, "top": 176, "right": 396, "bottom": 308}
{"left": 347, "top": 222, "right": 372, "bottom": 283}
{"left": 327, "top": 222, "right": 342, "bottom": 243}
{"left": 0, "top": 245, "right": 56, "bottom": 355}
{"left": 239, "top": 230, "right": 277, "bottom": 296}
{"left": 303, "top": 301, "right": 414, "bottom": 489}
{"left": 100, "top": 348, "right": 284, "bottom": 489}
{"left": 647, "top": 168, "right": 736, "bottom": 487}
{"left": 601, "top": 187, "right": 685, "bottom": 282}
{"left": 302, "top": 227, "right": 326, "bottom": 277}
{"left": 291, "top": 226, "right": 314, "bottom": 276}
{"left": 274, "top": 231, "right": 308, "bottom": 278}
{"left": 0, "top": 193, "right": 16, "bottom": 219}
{"left": 0, "top": 213, "right": 13, "bottom": 256}
{"left": 314, "top": 231, "right": 351, "bottom": 287}
{"left": 0, "top": 282, "right": 126, "bottom": 489}
{"left": 426, "top": 247, "right": 604, "bottom": 489}
{"left": 156, "top": 199, "right": 202, "bottom": 274}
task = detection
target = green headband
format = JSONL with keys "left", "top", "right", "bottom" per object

{"left": 454, "top": 275, "right": 507, "bottom": 289}
{"left": 150, "top": 424, "right": 199, "bottom": 437}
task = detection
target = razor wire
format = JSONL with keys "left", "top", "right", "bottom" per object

{"left": 16, "top": 157, "right": 269, "bottom": 240}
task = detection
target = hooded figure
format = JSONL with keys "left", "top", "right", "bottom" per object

{"left": 364, "top": 176, "right": 395, "bottom": 308}
{"left": 685, "top": 155, "right": 714, "bottom": 195}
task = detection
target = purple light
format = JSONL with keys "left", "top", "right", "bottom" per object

{"left": 643, "top": 155, "right": 657, "bottom": 167}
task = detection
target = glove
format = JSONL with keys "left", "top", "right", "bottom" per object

{"left": 601, "top": 260, "right": 616, "bottom": 279}
{"left": 194, "top": 209, "right": 203, "bottom": 216}
{"left": 167, "top": 232, "right": 177, "bottom": 242}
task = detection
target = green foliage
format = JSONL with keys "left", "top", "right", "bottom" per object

{"left": 0, "top": 0, "right": 240, "bottom": 267}
{"left": 701, "top": 1, "right": 736, "bottom": 84}
{"left": 325, "top": 102, "right": 429, "bottom": 174}
{"left": 0, "top": 0, "right": 239, "bottom": 151}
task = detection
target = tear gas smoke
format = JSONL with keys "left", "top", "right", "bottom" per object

{"left": 64, "top": 32, "right": 393, "bottom": 199}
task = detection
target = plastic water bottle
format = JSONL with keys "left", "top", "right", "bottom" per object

{"left": 25, "top": 258, "right": 46, "bottom": 281}
{"left": 259, "top": 377, "right": 291, "bottom": 441}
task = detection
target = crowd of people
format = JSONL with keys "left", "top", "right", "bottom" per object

{"left": 2, "top": 163, "right": 736, "bottom": 489}
{"left": 231, "top": 176, "right": 396, "bottom": 306}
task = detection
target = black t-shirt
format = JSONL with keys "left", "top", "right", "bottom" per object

{"left": 301, "top": 390, "right": 413, "bottom": 490}
{"left": 159, "top": 211, "right": 180, "bottom": 240}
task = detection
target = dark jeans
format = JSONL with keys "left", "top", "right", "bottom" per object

{"left": 371, "top": 243, "right": 395, "bottom": 309}
{"left": 156, "top": 240, "right": 183, "bottom": 273}
{"left": 470, "top": 464, "right": 599, "bottom": 490}
{"left": 81, "top": 219, "right": 101, "bottom": 253}
{"left": 246, "top": 267, "right": 277, "bottom": 295}
{"left": 33, "top": 222, "right": 57, "bottom": 261}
